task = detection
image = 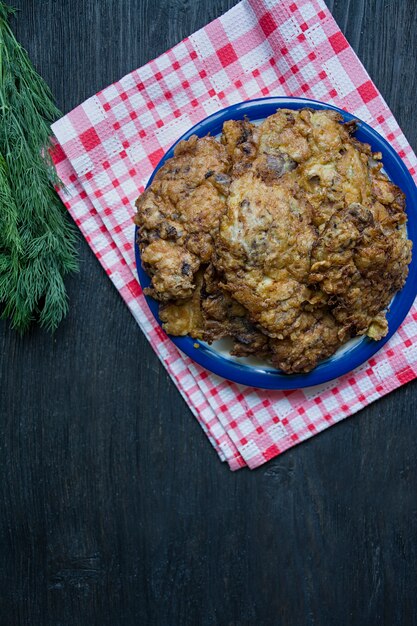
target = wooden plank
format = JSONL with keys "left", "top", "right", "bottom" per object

{"left": 0, "top": 1, "right": 416, "bottom": 624}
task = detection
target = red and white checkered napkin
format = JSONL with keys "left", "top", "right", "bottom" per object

{"left": 51, "top": 0, "right": 417, "bottom": 470}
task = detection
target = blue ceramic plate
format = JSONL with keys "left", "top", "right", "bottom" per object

{"left": 134, "top": 97, "right": 417, "bottom": 389}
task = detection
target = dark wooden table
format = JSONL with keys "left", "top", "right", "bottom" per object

{"left": 1, "top": 1, "right": 417, "bottom": 624}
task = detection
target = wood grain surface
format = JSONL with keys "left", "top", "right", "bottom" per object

{"left": 1, "top": 1, "right": 417, "bottom": 625}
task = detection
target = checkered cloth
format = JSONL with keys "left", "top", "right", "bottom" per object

{"left": 51, "top": 0, "right": 417, "bottom": 470}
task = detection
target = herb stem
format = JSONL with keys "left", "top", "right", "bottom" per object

{"left": 0, "top": 1, "right": 78, "bottom": 332}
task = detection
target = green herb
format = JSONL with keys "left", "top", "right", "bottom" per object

{"left": 0, "top": 2, "right": 78, "bottom": 332}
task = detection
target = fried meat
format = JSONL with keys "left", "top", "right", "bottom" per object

{"left": 134, "top": 135, "right": 229, "bottom": 301}
{"left": 309, "top": 203, "right": 411, "bottom": 339}
{"left": 135, "top": 109, "right": 412, "bottom": 373}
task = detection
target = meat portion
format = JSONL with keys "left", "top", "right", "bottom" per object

{"left": 222, "top": 118, "right": 259, "bottom": 176}
{"left": 140, "top": 240, "right": 199, "bottom": 302}
{"left": 201, "top": 265, "right": 271, "bottom": 357}
{"left": 159, "top": 270, "right": 205, "bottom": 337}
{"left": 135, "top": 109, "right": 412, "bottom": 374}
{"left": 215, "top": 166, "right": 318, "bottom": 339}
{"left": 270, "top": 310, "right": 348, "bottom": 374}
{"left": 309, "top": 202, "right": 411, "bottom": 339}
{"left": 135, "top": 135, "right": 230, "bottom": 301}
{"left": 157, "top": 263, "right": 271, "bottom": 356}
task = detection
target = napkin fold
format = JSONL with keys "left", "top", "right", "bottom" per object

{"left": 52, "top": 0, "right": 417, "bottom": 470}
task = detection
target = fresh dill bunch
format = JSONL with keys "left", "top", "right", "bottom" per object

{"left": 0, "top": 1, "right": 78, "bottom": 332}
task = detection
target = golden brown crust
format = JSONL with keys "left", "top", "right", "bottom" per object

{"left": 159, "top": 270, "right": 205, "bottom": 337}
{"left": 309, "top": 203, "right": 411, "bottom": 339}
{"left": 135, "top": 109, "right": 412, "bottom": 373}
{"left": 269, "top": 310, "right": 348, "bottom": 374}
{"left": 134, "top": 135, "right": 229, "bottom": 300}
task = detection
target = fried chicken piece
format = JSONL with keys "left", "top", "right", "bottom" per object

{"left": 157, "top": 262, "right": 271, "bottom": 357}
{"left": 159, "top": 270, "right": 205, "bottom": 337}
{"left": 309, "top": 203, "right": 412, "bottom": 339}
{"left": 222, "top": 118, "right": 259, "bottom": 175}
{"left": 201, "top": 265, "right": 271, "bottom": 357}
{"left": 270, "top": 310, "right": 349, "bottom": 374}
{"left": 140, "top": 240, "right": 199, "bottom": 302}
{"left": 135, "top": 135, "right": 230, "bottom": 301}
{"left": 216, "top": 116, "right": 320, "bottom": 341}
{"left": 255, "top": 109, "right": 374, "bottom": 228}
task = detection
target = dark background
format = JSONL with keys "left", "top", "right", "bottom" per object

{"left": 1, "top": 1, "right": 417, "bottom": 624}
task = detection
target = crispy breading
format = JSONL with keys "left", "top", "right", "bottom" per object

{"left": 140, "top": 239, "right": 199, "bottom": 302}
{"left": 134, "top": 134, "right": 230, "bottom": 301}
{"left": 215, "top": 169, "right": 318, "bottom": 338}
{"left": 135, "top": 109, "right": 412, "bottom": 374}
{"left": 159, "top": 270, "right": 205, "bottom": 338}
{"left": 215, "top": 109, "right": 411, "bottom": 366}
{"left": 269, "top": 310, "right": 348, "bottom": 374}
{"left": 309, "top": 203, "right": 411, "bottom": 339}
{"left": 158, "top": 262, "right": 272, "bottom": 355}
{"left": 201, "top": 265, "right": 271, "bottom": 357}
{"left": 216, "top": 112, "right": 334, "bottom": 361}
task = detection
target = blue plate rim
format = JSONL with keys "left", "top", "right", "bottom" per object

{"left": 134, "top": 96, "right": 417, "bottom": 390}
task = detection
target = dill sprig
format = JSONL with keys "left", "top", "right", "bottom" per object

{"left": 0, "top": 2, "right": 78, "bottom": 332}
